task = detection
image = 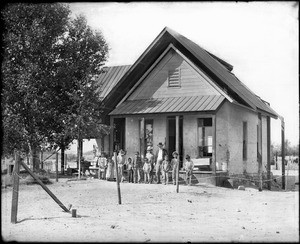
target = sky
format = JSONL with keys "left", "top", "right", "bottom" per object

{"left": 66, "top": 2, "right": 299, "bottom": 153}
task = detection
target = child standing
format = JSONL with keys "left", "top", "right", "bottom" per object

{"left": 143, "top": 158, "right": 151, "bottom": 184}
{"left": 127, "top": 157, "right": 134, "bottom": 183}
{"left": 170, "top": 151, "right": 179, "bottom": 185}
{"left": 117, "top": 149, "right": 126, "bottom": 183}
{"left": 98, "top": 153, "right": 107, "bottom": 180}
{"left": 106, "top": 157, "right": 114, "bottom": 181}
{"left": 184, "top": 155, "right": 194, "bottom": 185}
{"left": 146, "top": 146, "right": 154, "bottom": 183}
{"left": 162, "top": 155, "right": 171, "bottom": 185}
{"left": 133, "top": 152, "right": 142, "bottom": 183}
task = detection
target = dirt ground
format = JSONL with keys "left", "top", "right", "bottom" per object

{"left": 1, "top": 176, "right": 299, "bottom": 243}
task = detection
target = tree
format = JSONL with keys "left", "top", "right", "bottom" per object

{"left": 52, "top": 14, "right": 110, "bottom": 173}
{"left": 2, "top": 4, "right": 110, "bottom": 172}
{"left": 2, "top": 3, "right": 71, "bottom": 169}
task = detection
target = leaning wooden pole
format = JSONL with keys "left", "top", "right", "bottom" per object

{"left": 11, "top": 152, "right": 21, "bottom": 224}
{"left": 19, "top": 160, "right": 70, "bottom": 212}
{"left": 114, "top": 152, "right": 121, "bottom": 204}
{"left": 176, "top": 116, "right": 180, "bottom": 193}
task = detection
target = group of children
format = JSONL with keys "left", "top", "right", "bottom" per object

{"left": 96, "top": 145, "right": 195, "bottom": 186}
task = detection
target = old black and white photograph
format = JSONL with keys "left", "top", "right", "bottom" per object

{"left": 1, "top": 1, "right": 299, "bottom": 242}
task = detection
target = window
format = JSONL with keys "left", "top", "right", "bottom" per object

{"left": 197, "top": 118, "right": 213, "bottom": 157}
{"left": 243, "top": 121, "right": 247, "bottom": 160}
{"left": 145, "top": 119, "right": 153, "bottom": 148}
{"left": 168, "top": 68, "right": 181, "bottom": 87}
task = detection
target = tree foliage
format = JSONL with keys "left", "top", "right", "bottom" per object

{"left": 1, "top": 3, "right": 110, "bottom": 165}
{"left": 2, "top": 3, "right": 71, "bottom": 157}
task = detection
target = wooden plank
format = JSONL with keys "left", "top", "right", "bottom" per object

{"left": 19, "top": 160, "right": 70, "bottom": 212}
{"left": 11, "top": 152, "right": 20, "bottom": 224}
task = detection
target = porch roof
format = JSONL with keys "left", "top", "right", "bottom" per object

{"left": 109, "top": 95, "right": 224, "bottom": 115}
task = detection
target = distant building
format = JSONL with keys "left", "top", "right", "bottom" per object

{"left": 94, "top": 27, "right": 278, "bottom": 185}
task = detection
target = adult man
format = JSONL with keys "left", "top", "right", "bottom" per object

{"left": 155, "top": 142, "right": 168, "bottom": 184}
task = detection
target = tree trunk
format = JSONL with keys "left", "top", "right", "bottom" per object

{"left": 61, "top": 145, "right": 65, "bottom": 175}
{"left": 29, "top": 143, "right": 39, "bottom": 172}
{"left": 77, "top": 138, "right": 83, "bottom": 178}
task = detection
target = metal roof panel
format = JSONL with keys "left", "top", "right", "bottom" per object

{"left": 109, "top": 95, "right": 225, "bottom": 115}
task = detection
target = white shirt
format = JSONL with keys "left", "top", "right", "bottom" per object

{"left": 157, "top": 149, "right": 163, "bottom": 161}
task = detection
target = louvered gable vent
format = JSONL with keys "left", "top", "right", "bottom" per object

{"left": 168, "top": 68, "right": 181, "bottom": 87}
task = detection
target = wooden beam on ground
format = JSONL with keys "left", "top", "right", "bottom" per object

{"left": 114, "top": 152, "right": 121, "bottom": 204}
{"left": 11, "top": 152, "right": 20, "bottom": 224}
{"left": 19, "top": 160, "right": 70, "bottom": 212}
{"left": 176, "top": 115, "right": 180, "bottom": 193}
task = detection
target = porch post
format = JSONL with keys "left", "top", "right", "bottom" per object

{"left": 267, "top": 116, "right": 271, "bottom": 190}
{"left": 176, "top": 115, "right": 180, "bottom": 193}
{"left": 110, "top": 117, "right": 114, "bottom": 155}
{"left": 212, "top": 115, "right": 217, "bottom": 184}
{"left": 140, "top": 117, "right": 145, "bottom": 159}
{"left": 258, "top": 113, "right": 263, "bottom": 191}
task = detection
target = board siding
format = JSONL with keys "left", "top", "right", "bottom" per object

{"left": 128, "top": 49, "right": 218, "bottom": 100}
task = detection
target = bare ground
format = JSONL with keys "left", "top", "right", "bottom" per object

{"left": 1, "top": 177, "right": 299, "bottom": 243}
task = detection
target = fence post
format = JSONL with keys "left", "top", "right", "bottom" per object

{"left": 11, "top": 152, "right": 21, "bottom": 224}
{"left": 55, "top": 151, "right": 58, "bottom": 182}
{"left": 114, "top": 152, "right": 121, "bottom": 204}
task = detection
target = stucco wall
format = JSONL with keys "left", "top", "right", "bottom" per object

{"left": 152, "top": 116, "right": 167, "bottom": 152}
{"left": 216, "top": 101, "right": 260, "bottom": 175}
{"left": 261, "top": 115, "right": 268, "bottom": 173}
{"left": 125, "top": 117, "right": 140, "bottom": 156}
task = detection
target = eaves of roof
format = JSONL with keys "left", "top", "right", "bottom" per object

{"left": 102, "top": 27, "right": 278, "bottom": 119}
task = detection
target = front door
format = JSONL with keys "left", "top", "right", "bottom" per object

{"left": 167, "top": 116, "right": 183, "bottom": 167}
{"left": 113, "top": 118, "right": 125, "bottom": 152}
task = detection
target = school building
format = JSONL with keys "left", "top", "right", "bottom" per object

{"left": 94, "top": 27, "right": 278, "bottom": 186}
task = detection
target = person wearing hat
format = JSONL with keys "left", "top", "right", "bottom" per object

{"left": 155, "top": 142, "right": 168, "bottom": 184}
{"left": 146, "top": 146, "right": 154, "bottom": 183}
{"left": 170, "top": 151, "right": 179, "bottom": 185}
{"left": 133, "top": 151, "right": 143, "bottom": 183}
{"left": 184, "top": 154, "right": 194, "bottom": 186}
{"left": 117, "top": 149, "right": 126, "bottom": 182}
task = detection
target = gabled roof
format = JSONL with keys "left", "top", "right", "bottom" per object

{"left": 96, "top": 65, "right": 131, "bottom": 100}
{"left": 102, "top": 27, "right": 278, "bottom": 118}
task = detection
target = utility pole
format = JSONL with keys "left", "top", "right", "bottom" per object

{"left": 280, "top": 116, "right": 285, "bottom": 190}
